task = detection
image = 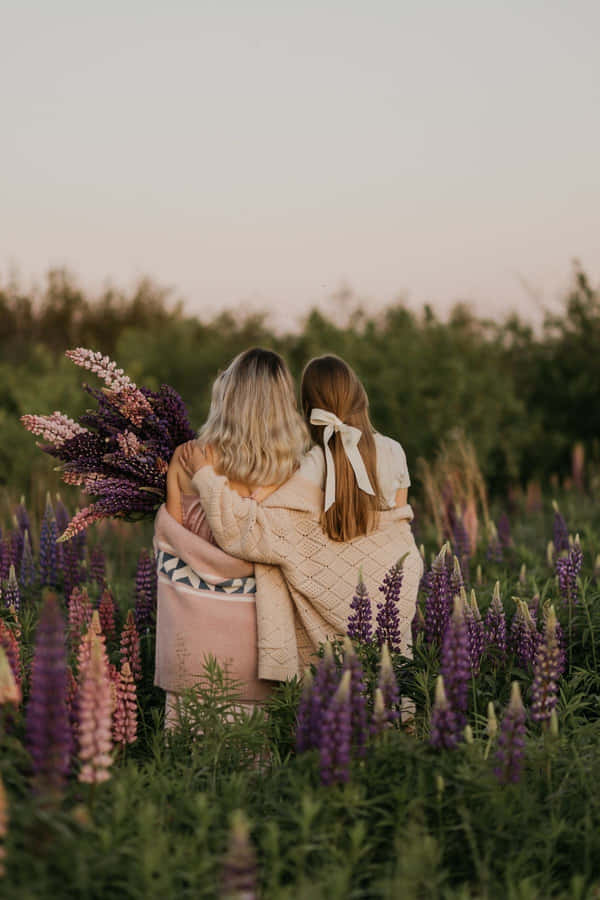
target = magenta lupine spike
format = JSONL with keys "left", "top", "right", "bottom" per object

{"left": 342, "top": 637, "right": 368, "bottom": 757}
{"left": 98, "top": 589, "right": 117, "bottom": 638}
{"left": 424, "top": 543, "right": 454, "bottom": 645}
{"left": 0, "top": 621, "right": 21, "bottom": 689}
{"left": 39, "top": 495, "right": 59, "bottom": 587}
{"left": 531, "top": 605, "right": 563, "bottom": 724}
{"left": 134, "top": 549, "right": 157, "bottom": 629}
{"left": 78, "top": 634, "right": 114, "bottom": 784}
{"left": 68, "top": 586, "right": 93, "bottom": 649}
{"left": 120, "top": 610, "right": 142, "bottom": 682}
{"left": 494, "top": 682, "right": 526, "bottom": 784}
{"left": 112, "top": 661, "right": 137, "bottom": 747}
{"left": 2, "top": 565, "right": 20, "bottom": 614}
{"left": 25, "top": 594, "right": 72, "bottom": 795}
{"left": 19, "top": 529, "right": 36, "bottom": 591}
{"left": 347, "top": 571, "right": 373, "bottom": 644}
{"left": 20, "top": 411, "right": 88, "bottom": 445}
{"left": 89, "top": 545, "right": 106, "bottom": 587}
{"left": 430, "top": 675, "right": 459, "bottom": 750}
{"left": 552, "top": 503, "right": 569, "bottom": 555}
{"left": 318, "top": 669, "right": 353, "bottom": 785}
{"left": 440, "top": 595, "right": 470, "bottom": 728}
{"left": 555, "top": 537, "right": 583, "bottom": 606}
{"left": 484, "top": 581, "right": 507, "bottom": 662}
{"left": 466, "top": 590, "right": 484, "bottom": 675}
{"left": 375, "top": 555, "right": 406, "bottom": 651}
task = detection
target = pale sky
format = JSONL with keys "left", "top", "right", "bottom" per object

{"left": 2, "top": 0, "right": 599, "bottom": 328}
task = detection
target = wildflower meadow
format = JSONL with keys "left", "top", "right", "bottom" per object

{"left": 2, "top": 465, "right": 600, "bottom": 898}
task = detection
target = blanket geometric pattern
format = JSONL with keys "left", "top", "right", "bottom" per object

{"left": 156, "top": 549, "right": 256, "bottom": 594}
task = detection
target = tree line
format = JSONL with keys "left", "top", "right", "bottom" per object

{"left": 1, "top": 265, "right": 598, "bottom": 497}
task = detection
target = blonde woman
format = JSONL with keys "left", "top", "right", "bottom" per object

{"left": 181, "top": 354, "right": 422, "bottom": 679}
{"left": 155, "top": 348, "right": 309, "bottom": 724}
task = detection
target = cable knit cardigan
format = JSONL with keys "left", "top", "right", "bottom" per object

{"left": 191, "top": 466, "right": 423, "bottom": 682}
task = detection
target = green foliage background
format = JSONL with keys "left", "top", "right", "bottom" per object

{"left": 2, "top": 265, "right": 599, "bottom": 499}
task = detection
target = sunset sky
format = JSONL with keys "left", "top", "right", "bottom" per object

{"left": 2, "top": 0, "right": 599, "bottom": 327}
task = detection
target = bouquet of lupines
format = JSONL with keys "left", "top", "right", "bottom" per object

{"left": 21, "top": 349, "right": 196, "bottom": 540}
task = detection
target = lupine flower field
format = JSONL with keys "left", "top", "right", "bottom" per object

{"left": 2, "top": 478, "right": 600, "bottom": 899}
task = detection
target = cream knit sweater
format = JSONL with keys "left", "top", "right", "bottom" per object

{"left": 192, "top": 466, "right": 423, "bottom": 681}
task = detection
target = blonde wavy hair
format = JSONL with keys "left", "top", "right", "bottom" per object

{"left": 198, "top": 348, "right": 309, "bottom": 487}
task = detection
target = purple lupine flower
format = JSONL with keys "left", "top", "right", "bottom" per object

{"left": 134, "top": 548, "right": 157, "bottom": 628}
{"left": 497, "top": 513, "right": 512, "bottom": 552}
{"left": 552, "top": 503, "right": 569, "bottom": 555}
{"left": 19, "top": 529, "right": 36, "bottom": 592}
{"left": 347, "top": 571, "right": 373, "bottom": 644}
{"left": 509, "top": 600, "right": 537, "bottom": 669}
{"left": 494, "top": 681, "right": 526, "bottom": 784}
{"left": 25, "top": 593, "right": 72, "bottom": 796}
{"left": 486, "top": 522, "right": 503, "bottom": 563}
{"left": 39, "top": 495, "right": 59, "bottom": 587}
{"left": 430, "top": 675, "right": 459, "bottom": 750}
{"left": 74, "top": 522, "right": 87, "bottom": 565}
{"left": 531, "top": 605, "right": 563, "bottom": 724}
{"left": 10, "top": 522, "right": 24, "bottom": 571}
{"left": 484, "top": 581, "right": 506, "bottom": 663}
{"left": 555, "top": 537, "right": 583, "bottom": 606}
{"left": 2, "top": 566, "right": 20, "bottom": 613}
{"left": 299, "top": 643, "right": 340, "bottom": 751}
{"left": 0, "top": 539, "right": 10, "bottom": 582}
{"left": 450, "top": 509, "right": 470, "bottom": 573}
{"left": 440, "top": 595, "right": 470, "bottom": 729}
{"left": 89, "top": 545, "right": 106, "bottom": 588}
{"left": 318, "top": 670, "right": 352, "bottom": 785}
{"left": 62, "top": 536, "right": 83, "bottom": 602}
{"left": 411, "top": 605, "right": 425, "bottom": 645}
{"left": 295, "top": 668, "right": 315, "bottom": 753}
{"left": 342, "top": 637, "right": 369, "bottom": 757}
{"left": 372, "top": 642, "right": 400, "bottom": 734}
{"left": 465, "top": 589, "right": 484, "bottom": 675}
{"left": 424, "top": 543, "right": 453, "bottom": 645}
{"left": 375, "top": 555, "right": 406, "bottom": 651}
{"left": 15, "top": 497, "right": 31, "bottom": 539}
{"left": 540, "top": 603, "right": 566, "bottom": 678}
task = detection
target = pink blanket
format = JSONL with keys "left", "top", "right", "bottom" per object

{"left": 153, "top": 496, "right": 273, "bottom": 702}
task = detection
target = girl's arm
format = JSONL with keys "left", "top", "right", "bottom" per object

{"left": 395, "top": 487, "right": 408, "bottom": 507}
{"left": 165, "top": 457, "right": 184, "bottom": 524}
{"left": 179, "top": 443, "right": 284, "bottom": 564}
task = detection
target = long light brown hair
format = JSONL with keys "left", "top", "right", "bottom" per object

{"left": 199, "top": 348, "right": 309, "bottom": 487}
{"left": 301, "top": 355, "right": 382, "bottom": 541}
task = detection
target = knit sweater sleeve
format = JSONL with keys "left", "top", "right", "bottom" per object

{"left": 190, "top": 467, "right": 286, "bottom": 565}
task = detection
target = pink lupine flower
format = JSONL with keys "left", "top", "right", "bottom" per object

{"left": 116, "top": 431, "right": 142, "bottom": 457}
{"left": 68, "top": 586, "right": 93, "bottom": 648}
{"left": 65, "top": 348, "right": 138, "bottom": 393}
{"left": 98, "top": 589, "right": 116, "bottom": 638}
{"left": 59, "top": 506, "right": 104, "bottom": 543}
{"left": 0, "top": 621, "right": 21, "bottom": 689}
{"left": 0, "top": 647, "right": 21, "bottom": 706}
{"left": 76, "top": 611, "right": 106, "bottom": 676}
{"left": 113, "top": 662, "right": 137, "bottom": 747}
{"left": 120, "top": 610, "right": 142, "bottom": 682}
{"left": 78, "top": 634, "right": 114, "bottom": 784}
{"left": 20, "top": 412, "right": 88, "bottom": 446}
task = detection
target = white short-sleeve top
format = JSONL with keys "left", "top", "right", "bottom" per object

{"left": 298, "top": 432, "right": 411, "bottom": 510}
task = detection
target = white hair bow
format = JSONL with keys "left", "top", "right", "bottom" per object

{"left": 310, "top": 408, "right": 375, "bottom": 511}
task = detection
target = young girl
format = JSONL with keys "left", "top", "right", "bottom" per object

{"left": 182, "top": 354, "right": 422, "bottom": 671}
{"left": 156, "top": 347, "right": 309, "bottom": 723}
